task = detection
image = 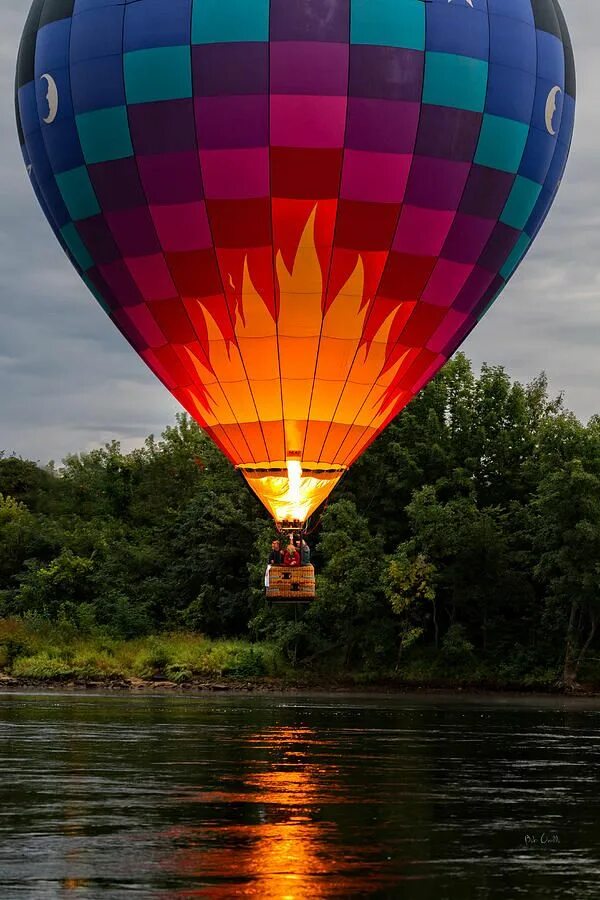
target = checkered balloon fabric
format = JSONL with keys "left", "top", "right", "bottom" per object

{"left": 16, "top": 0, "right": 576, "bottom": 523}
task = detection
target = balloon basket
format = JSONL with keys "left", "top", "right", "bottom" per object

{"left": 265, "top": 565, "right": 315, "bottom": 603}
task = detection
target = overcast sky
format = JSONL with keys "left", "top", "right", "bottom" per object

{"left": 0, "top": 1, "right": 596, "bottom": 463}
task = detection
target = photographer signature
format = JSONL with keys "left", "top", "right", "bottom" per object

{"left": 524, "top": 832, "right": 560, "bottom": 848}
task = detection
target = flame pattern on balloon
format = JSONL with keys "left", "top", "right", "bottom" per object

{"left": 16, "top": 0, "right": 575, "bottom": 524}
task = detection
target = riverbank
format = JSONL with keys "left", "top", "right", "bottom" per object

{"left": 1, "top": 669, "right": 599, "bottom": 697}
{"left": 1, "top": 619, "right": 597, "bottom": 696}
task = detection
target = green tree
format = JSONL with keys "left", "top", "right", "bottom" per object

{"left": 403, "top": 485, "right": 518, "bottom": 653}
{"left": 384, "top": 548, "right": 437, "bottom": 663}
{"left": 14, "top": 550, "right": 95, "bottom": 619}
{"left": 0, "top": 456, "right": 57, "bottom": 513}
{"left": 0, "top": 495, "right": 55, "bottom": 609}
{"left": 534, "top": 454, "right": 600, "bottom": 688}
{"left": 313, "top": 500, "right": 392, "bottom": 669}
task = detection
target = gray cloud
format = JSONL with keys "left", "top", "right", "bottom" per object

{"left": 0, "top": 1, "right": 596, "bottom": 463}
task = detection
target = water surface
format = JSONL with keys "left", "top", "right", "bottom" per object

{"left": 1, "top": 691, "right": 599, "bottom": 898}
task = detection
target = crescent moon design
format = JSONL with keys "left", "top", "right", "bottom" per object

{"left": 40, "top": 74, "right": 59, "bottom": 125}
{"left": 545, "top": 85, "right": 561, "bottom": 136}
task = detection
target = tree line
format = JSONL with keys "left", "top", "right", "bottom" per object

{"left": 1, "top": 354, "right": 599, "bottom": 689}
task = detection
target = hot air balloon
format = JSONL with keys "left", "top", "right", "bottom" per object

{"left": 16, "top": 0, "right": 575, "bottom": 530}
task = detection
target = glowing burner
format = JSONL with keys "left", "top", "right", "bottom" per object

{"left": 239, "top": 461, "right": 345, "bottom": 526}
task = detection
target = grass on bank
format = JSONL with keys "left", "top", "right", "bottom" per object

{"left": 0, "top": 617, "right": 574, "bottom": 690}
{"left": 0, "top": 618, "right": 285, "bottom": 682}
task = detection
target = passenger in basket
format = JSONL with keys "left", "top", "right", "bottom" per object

{"left": 300, "top": 539, "right": 311, "bottom": 567}
{"left": 268, "top": 540, "right": 283, "bottom": 566}
{"left": 283, "top": 540, "right": 300, "bottom": 567}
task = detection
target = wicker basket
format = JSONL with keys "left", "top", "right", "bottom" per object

{"left": 266, "top": 565, "right": 315, "bottom": 601}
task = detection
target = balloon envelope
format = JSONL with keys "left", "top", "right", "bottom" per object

{"left": 16, "top": 0, "right": 575, "bottom": 524}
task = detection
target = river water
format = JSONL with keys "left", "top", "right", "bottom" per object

{"left": 0, "top": 691, "right": 599, "bottom": 898}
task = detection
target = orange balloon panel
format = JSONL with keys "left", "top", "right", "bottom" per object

{"left": 170, "top": 206, "right": 418, "bottom": 524}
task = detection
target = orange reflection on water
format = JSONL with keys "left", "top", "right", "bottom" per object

{"left": 159, "top": 726, "right": 390, "bottom": 898}
{"left": 61, "top": 878, "right": 90, "bottom": 891}
{"left": 57, "top": 800, "right": 92, "bottom": 892}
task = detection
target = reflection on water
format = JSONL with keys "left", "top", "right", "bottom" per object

{"left": 163, "top": 726, "right": 397, "bottom": 898}
{"left": 1, "top": 692, "right": 600, "bottom": 898}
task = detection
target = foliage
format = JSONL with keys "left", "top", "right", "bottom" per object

{"left": 384, "top": 549, "right": 436, "bottom": 660}
{"left": 12, "top": 652, "right": 76, "bottom": 679}
{"left": 1, "top": 357, "right": 600, "bottom": 688}
{"left": 441, "top": 623, "right": 475, "bottom": 664}
{"left": 0, "top": 620, "right": 284, "bottom": 682}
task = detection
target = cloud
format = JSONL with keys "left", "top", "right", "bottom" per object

{"left": 0, "top": 1, "right": 596, "bottom": 463}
